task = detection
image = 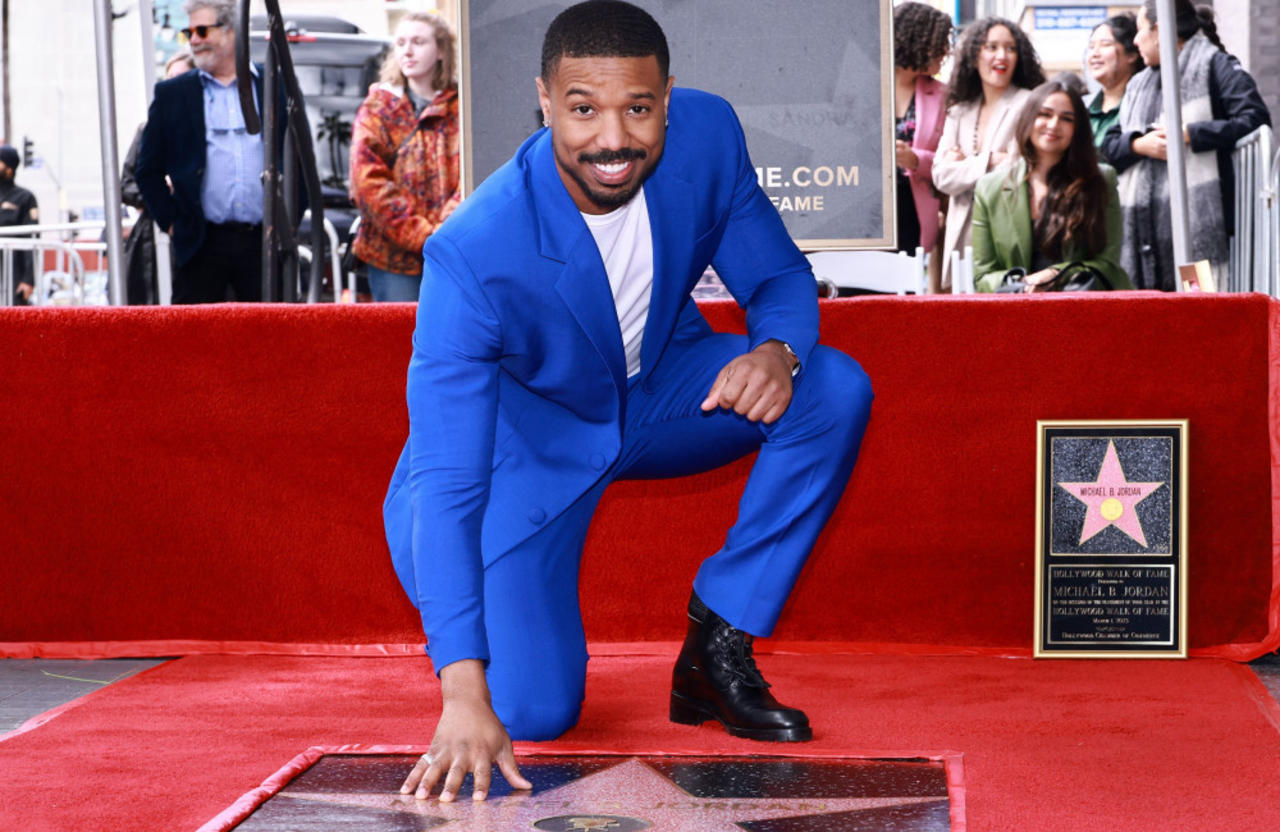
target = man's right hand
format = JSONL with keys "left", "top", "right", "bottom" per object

{"left": 400, "top": 659, "right": 532, "bottom": 802}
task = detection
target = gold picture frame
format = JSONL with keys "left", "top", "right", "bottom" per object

{"left": 1033, "top": 420, "right": 1188, "bottom": 658}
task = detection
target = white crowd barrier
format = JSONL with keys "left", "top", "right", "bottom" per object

{"left": 1229, "top": 126, "right": 1276, "bottom": 296}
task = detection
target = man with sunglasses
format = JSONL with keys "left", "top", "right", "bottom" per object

{"left": 135, "top": 0, "right": 280, "bottom": 303}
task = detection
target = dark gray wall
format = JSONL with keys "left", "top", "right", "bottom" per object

{"left": 462, "top": 0, "right": 893, "bottom": 247}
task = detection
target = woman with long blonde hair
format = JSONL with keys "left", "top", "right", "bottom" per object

{"left": 350, "top": 12, "right": 461, "bottom": 301}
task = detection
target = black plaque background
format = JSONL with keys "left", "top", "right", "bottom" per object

{"left": 1038, "top": 425, "right": 1184, "bottom": 655}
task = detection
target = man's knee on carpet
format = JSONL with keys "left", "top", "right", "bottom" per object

{"left": 492, "top": 694, "right": 583, "bottom": 741}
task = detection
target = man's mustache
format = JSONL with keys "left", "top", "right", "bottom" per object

{"left": 578, "top": 148, "right": 647, "bottom": 165}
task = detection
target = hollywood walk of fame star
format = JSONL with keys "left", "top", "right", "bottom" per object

{"left": 1057, "top": 441, "right": 1165, "bottom": 547}
{"left": 279, "top": 758, "right": 947, "bottom": 831}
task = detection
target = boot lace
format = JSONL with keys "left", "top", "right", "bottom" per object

{"left": 712, "top": 625, "right": 770, "bottom": 688}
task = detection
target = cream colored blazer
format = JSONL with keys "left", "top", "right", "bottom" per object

{"left": 932, "top": 86, "right": 1034, "bottom": 289}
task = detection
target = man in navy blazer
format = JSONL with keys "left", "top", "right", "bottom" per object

{"left": 389, "top": 1, "right": 874, "bottom": 803}
{"left": 135, "top": 0, "right": 272, "bottom": 303}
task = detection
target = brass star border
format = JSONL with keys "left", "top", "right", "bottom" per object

{"left": 201, "top": 745, "right": 965, "bottom": 832}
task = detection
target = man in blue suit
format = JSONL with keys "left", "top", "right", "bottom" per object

{"left": 135, "top": 0, "right": 268, "bottom": 303}
{"left": 389, "top": 0, "right": 873, "bottom": 803}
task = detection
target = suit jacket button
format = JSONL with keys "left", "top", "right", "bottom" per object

{"left": 528, "top": 508, "right": 546, "bottom": 524}
{"left": 590, "top": 453, "right": 606, "bottom": 470}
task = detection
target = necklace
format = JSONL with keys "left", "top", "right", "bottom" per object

{"left": 972, "top": 103, "right": 984, "bottom": 155}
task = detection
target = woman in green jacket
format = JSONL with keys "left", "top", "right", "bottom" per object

{"left": 971, "top": 80, "right": 1132, "bottom": 292}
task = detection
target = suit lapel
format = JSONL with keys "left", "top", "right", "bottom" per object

{"left": 1001, "top": 160, "right": 1033, "bottom": 267}
{"left": 184, "top": 72, "right": 205, "bottom": 146}
{"left": 637, "top": 162, "right": 695, "bottom": 380}
{"left": 529, "top": 136, "right": 628, "bottom": 402}
{"left": 915, "top": 78, "right": 944, "bottom": 147}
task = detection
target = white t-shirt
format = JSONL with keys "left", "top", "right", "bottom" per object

{"left": 581, "top": 188, "right": 653, "bottom": 379}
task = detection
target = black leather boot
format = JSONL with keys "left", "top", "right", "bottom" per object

{"left": 669, "top": 591, "right": 812, "bottom": 742}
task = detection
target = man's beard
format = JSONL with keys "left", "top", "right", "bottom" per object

{"left": 190, "top": 46, "right": 218, "bottom": 72}
{"left": 566, "top": 148, "right": 651, "bottom": 211}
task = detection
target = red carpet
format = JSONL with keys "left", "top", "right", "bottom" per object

{"left": 1, "top": 295, "right": 1278, "bottom": 658}
{"left": 3, "top": 651, "right": 1280, "bottom": 831}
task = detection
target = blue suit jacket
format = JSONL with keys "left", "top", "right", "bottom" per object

{"left": 384, "top": 88, "right": 817, "bottom": 669}
{"left": 134, "top": 68, "right": 275, "bottom": 266}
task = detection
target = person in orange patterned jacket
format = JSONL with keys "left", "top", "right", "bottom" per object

{"left": 350, "top": 11, "right": 460, "bottom": 301}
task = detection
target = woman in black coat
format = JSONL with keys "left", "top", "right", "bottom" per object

{"left": 1101, "top": 0, "right": 1269, "bottom": 289}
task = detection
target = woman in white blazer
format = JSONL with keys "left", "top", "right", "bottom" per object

{"left": 933, "top": 17, "right": 1044, "bottom": 289}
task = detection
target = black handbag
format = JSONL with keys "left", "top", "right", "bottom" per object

{"left": 996, "top": 261, "right": 1113, "bottom": 293}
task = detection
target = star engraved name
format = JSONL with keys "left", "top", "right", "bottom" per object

{"left": 1057, "top": 440, "right": 1165, "bottom": 548}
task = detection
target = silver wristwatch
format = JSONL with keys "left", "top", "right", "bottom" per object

{"left": 774, "top": 340, "right": 801, "bottom": 378}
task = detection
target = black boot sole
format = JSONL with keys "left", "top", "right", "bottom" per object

{"left": 669, "top": 691, "right": 813, "bottom": 742}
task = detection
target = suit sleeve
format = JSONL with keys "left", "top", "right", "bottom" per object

{"left": 134, "top": 87, "right": 178, "bottom": 233}
{"left": 706, "top": 98, "right": 818, "bottom": 368}
{"left": 1187, "top": 52, "right": 1271, "bottom": 153}
{"left": 349, "top": 98, "right": 437, "bottom": 255}
{"left": 932, "top": 107, "right": 991, "bottom": 197}
{"left": 404, "top": 236, "right": 503, "bottom": 672}
{"left": 970, "top": 185, "right": 1006, "bottom": 292}
{"left": 1101, "top": 122, "right": 1144, "bottom": 174}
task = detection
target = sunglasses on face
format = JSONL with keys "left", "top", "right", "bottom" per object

{"left": 179, "top": 23, "right": 223, "bottom": 41}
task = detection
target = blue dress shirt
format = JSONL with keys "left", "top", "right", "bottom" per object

{"left": 198, "top": 67, "right": 264, "bottom": 225}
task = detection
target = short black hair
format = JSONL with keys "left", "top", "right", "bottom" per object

{"left": 540, "top": 0, "right": 670, "bottom": 80}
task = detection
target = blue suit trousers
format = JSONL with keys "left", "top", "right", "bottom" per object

{"left": 474, "top": 333, "right": 873, "bottom": 740}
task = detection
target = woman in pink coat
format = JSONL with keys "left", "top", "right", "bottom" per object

{"left": 892, "top": 2, "right": 953, "bottom": 291}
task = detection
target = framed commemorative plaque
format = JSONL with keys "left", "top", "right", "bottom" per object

{"left": 1034, "top": 420, "right": 1188, "bottom": 658}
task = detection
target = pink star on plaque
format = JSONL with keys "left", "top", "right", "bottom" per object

{"left": 1058, "top": 440, "right": 1164, "bottom": 547}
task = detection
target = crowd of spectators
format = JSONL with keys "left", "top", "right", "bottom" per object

{"left": 895, "top": 0, "right": 1271, "bottom": 294}
{"left": 93, "top": 2, "right": 1273, "bottom": 305}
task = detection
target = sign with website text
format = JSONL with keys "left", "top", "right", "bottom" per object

{"left": 460, "top": 0, "right": 894, "bottom": 248}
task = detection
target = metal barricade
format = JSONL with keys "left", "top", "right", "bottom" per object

{"left": 297, "top": 211, "right": 355, "bottom": 303}
{"left": 1229, "top": 126, "right": 1276, "bottom": 294}
{"left": 0, "top": 221, "right": 109, "bottom": 307}
{"left": 0, "top": 217, "right": 356, "bottom": 306}
{"left": 1273, "top": 146, "right": 1280, "bottom": 297}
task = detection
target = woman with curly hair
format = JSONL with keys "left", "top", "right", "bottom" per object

{"left": 350, "top": 12, "right": 461, "bottom": 301}
{"left": 970, "top": 80, "right": 1130, "bottom": 292}
{"left": 891, "top": 2, "right": 952, "bottom": 278}
{"left": 1102, "top": 0, "right": 1270, "bottom": 290}
{"left": 932, "top": 17, "right": 1044, "bottom": 290}
{"left": 1085, "top": 14, "right": 1144, "bottom": 159}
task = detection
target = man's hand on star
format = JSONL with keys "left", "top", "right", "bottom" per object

{"left": 700, "top": 340, "right": 796, "bottom": 424}
{"left": 400, "top": 659, "right": 532, "bottom": 802}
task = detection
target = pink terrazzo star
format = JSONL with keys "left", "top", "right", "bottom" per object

{"left": 283, "top": 758, "right": 947, "bottom": 830}
{"left": 1058, "top": 440, "right": 1164, "bottom": 547}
